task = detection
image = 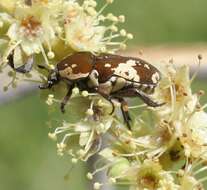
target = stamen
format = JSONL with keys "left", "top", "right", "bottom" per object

{"left": 117, "top": 150, "right": 148, "bottom": 157}
{"left": 61, "top": 133, "right": 79, "bottom": 144}
{"left": 198, "top": 176, "right": 207, "bottom": 184}
{"left": 194, "top": 166, "right": 207, "bottom": 176}
{"left": 190, "top": 54, "right": 202, "bottom": 83}
{"left": 129, "top": 104, "right": 147, "bottom": 109}
{"left": 2, "top": 40, "right": 22, "bottom": 64}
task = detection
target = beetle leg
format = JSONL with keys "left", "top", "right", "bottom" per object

{"left": 117, "top": 97, "right": 132, "bottom": 130}
{"left": 60, "top": 84, "right": 74, "bottom": 113}
{"left": 112, "top": 88, "right": 164, "bottom": 107}
{"left": 96, "top": 91, "right": 115, "bottom": 115}
{"left": 134, "top": 89, "right": 165, "bottom": 107}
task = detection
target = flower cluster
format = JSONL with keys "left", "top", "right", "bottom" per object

{"left": 1, "top": 1, "right": 207, "bottom": 190}
{"left": 44, "top": 58, "right": 207, "bottom": 190}
{"left": 0, "top": 0, "right": 132, "bottom": 90}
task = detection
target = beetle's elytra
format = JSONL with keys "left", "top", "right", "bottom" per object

{"left": 8, "top": 51, "right": 164, "bottom": 129}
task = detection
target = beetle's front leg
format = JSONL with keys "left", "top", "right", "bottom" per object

{"left": 60, "top": 84, "right": 74, "bottom": 113}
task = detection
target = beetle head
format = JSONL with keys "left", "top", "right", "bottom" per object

{"left": 38, "top": 65, "right": 59, "bottom": 89}
{"left": 47, "top": 69, "right": 59, "bottom": 87}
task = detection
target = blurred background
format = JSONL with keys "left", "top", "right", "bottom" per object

{"left": 1, "top": 0, "right": 207, "bottom": 190}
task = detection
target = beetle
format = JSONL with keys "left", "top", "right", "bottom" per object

{"left": 38, "top": 52, "right": 163, "bottom": 129}
{"left": 8, "top": 51, "right": 163, "bottom": 129}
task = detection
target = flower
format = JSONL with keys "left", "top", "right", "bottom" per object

{"left": 152, "top": 64, "right": 195, "bottom": 121}
{"left": 2, "top": 1, "right": 207, "bottom": 190}
{"left": 174, "top": 111, "right": 207, "bottom": 159}
{"left": 177, "top": 159, "right": 206, "bottom": 190}
{"left": 108, "top": 159, "right": 179, "bottom": 190}
{"left": 0, "top": 0, "right": 132, "bottom": 81}
{"left": 136, "top": 160, "right": 178, "bottom": 190}
{"left": 5, "top": 0, "right": 62, "bottom": 65}
{"left": 63, "top": 0, "right": 131, "bottom": 53}
{"left": 48, "top": 93, "right": 116, "bottom": 161}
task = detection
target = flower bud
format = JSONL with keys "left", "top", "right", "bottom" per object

{"left": 106, "top": 0, "right": 114, "bottom": 4}
{"left": 82, "top": 90, "right": 89, "bottom": 97}
{"left": 127, "top": 33, "right": 133, "bottom": 39}
{"left": 87, "top": 172, "right": 93, "bottom": 180}
{"left": 94, "top": 182, "right": 102, "bottom": 190}
{"left": 71, "top": 158, "right": 78, "bottom": 164}
{"left": 118, "top": 15, "right": 125, "bottom": 23}
{"left": 86, "top": 108, "right": 94, "bottom": 116}
{"left": 47, "top": 51, "right": 55, "bottom": 59}
{"left": 48, "top": 133, "right": 57, "bottom": 141}
{"left": 72, "top": 87, "right": 80, "bottom": 95}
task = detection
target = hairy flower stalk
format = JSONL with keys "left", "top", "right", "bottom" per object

{"left": 1, "top": 1, "right": 207, "bottom": 190}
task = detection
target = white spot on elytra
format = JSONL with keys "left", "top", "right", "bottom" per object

{"left": 126, "top": 59, "right": 136, "bottom": 66}
{"left": 112, "top": 59, "right": 140, "bottom": 82}
{"left": 59, "top": 67, "right": 89, "bottom": 80}
{"left": 144, "top": 64, "right": 150, "bottom": 70}
{"left": 104, "top": 63, "right": 111, "bottom": 68}
{"left": 72, "top": 64, "right": 77, "bottom": 68}
{"left": 151, "top": 72, "right": 160, "bottom": 84}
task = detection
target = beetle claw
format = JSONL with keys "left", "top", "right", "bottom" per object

{"left": 59, "top": 85, "right": 74, "bottom": 114}
{"left": 60, "top": 104, "right": 66, "bottom": 114}
{"left": 109, "top": 100, "right": 115, "bottom": 115}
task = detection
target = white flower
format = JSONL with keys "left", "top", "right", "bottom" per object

{"left": 175, "top": 111, "right": 207, "bottom": 159}
{"left": 153, "top": 64, "right": 195, "bottom": 121}
{"left": 64, "top": 13, "right": 106, "bottom": 53}
{"left": 63, "top": 0, "right": 131, "bottom": 53}
{"left": 115, "top": 159, "right": 179, "bottom": 190}
{"left": 5, "top": 0, "right": 62, "bottom": 65}
{"left": 49, "top": 96, "right": 115, "bottom": 161}
{"left": 178, "top": 161, "right": 205, "bottom": 190}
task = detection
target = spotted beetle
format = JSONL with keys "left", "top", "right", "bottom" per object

{"left": 8, "top": 51, "right": 163, "bottom": 129}
{"left": 38, "top": 52, "right": 164, "bottom": 129}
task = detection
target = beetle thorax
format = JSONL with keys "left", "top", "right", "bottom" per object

{"left": 57, "top": 52, "right": 94, "bottom": 80}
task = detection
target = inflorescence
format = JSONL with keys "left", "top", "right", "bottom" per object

{"left": 1, "top": 1, "right": 207, "bottom": 190}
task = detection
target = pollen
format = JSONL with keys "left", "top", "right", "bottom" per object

{"left": 33, "top": 0, "right": 49, "bottom": 4}
{"left": 21, "top": 16, "right": 42, "bottom": 37}
{"left": 139, "top": 175, "right": 158, "bottom": 189}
